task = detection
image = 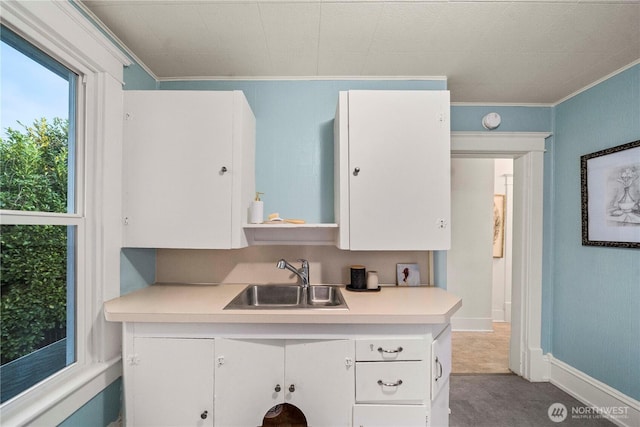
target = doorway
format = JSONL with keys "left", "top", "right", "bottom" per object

{"left": 448, "top": 157, "right": 513, "bottom": 374}
{"left": 449, "top": 132, "right": 549, "bottom": 381}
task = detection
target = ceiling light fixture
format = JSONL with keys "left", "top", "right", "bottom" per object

{"left": 482, "top": 112, "right": 501, "bottom": 130}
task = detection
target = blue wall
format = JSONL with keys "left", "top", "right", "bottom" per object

{"left": 158, "top": 79, "right": 446, "bottom": 223}
{"left": 118, "top": 66, "right": 638, "bottom": 405}
{"left": 156, "top": 80, "right": 553, "bottom": 222}
{"left": 121, "top": 248, "right": 156, "bottom": 295}
{"left": 58, "top": 378, "right": 121, "bottom": 427}
{"left": 549, "top": 64, "right": 640, "bottom": 400}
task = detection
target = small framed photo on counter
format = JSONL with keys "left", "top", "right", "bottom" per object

{"left": 397, "top": 263, "right": 420, "bottom": 286}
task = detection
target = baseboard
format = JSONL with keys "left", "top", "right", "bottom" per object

{"left": 450, "top": 317, "right": 493, "bottom": 331}
{"left": 504, "top": 302, "right": 512, "bottom": 323}
{"left": 548, "top": 355, "right": 640, "bottom": 427}
{"left": 492, "top": 309, "right": 505, "bottom": 322}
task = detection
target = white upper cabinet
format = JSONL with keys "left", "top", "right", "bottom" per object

{"left": 122, "top": 90, "right": 255, "bottom": 249}
{"left": 335, "top": 90, "right": 451, "bottom": 250}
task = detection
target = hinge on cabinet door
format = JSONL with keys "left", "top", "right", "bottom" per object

{"left": 345, "top": 357, "right": 353, "bottom": 368}
{"left": 439, "top": 113, "right": 444, "bottom": 123}
{"left": 127, "top": 354, "right": 140, "bottom": 365}
{"left": 216, "top": 356, "right": 225, "bottom": 367}
{"left": 123, "top": 217, "right": 129, "bottom": 226}
{"left": 124, "top": 112, "right": 132, "bottom": 121}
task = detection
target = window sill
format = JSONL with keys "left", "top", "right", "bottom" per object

{"left": 0, "top": 357, "right": 122, "bottom": 427}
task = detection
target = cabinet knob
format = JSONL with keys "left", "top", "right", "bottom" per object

{"left": 289, "top": 384, "right": 296, "bottom": 393}
{"left": 200, "top": 410, "right": 208, "bottom": 419}
{"left": 275, "top": 384, "right": 281, "bottom": 392}
{"left": 220, "top": 166, "right": 228, "bottom": 174}
{"left": 353, "top": 167, "right": 360, "bottom": 176}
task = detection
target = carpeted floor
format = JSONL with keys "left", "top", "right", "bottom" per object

{"left": 449, "top": 374, "right": 617, "bottom": 427}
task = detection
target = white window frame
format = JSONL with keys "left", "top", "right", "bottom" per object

{"left": 0, "top": 1, "right": 130, "bottom": 425}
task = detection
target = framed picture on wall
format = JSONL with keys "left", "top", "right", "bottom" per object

{"left": 581, "top": 139, "right": 640, "bottom": 248}
{"left": 493, "top": 194, "right": 506, "bottom": 258}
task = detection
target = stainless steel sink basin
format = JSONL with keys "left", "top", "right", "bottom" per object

{"left": 224, "top": 284, "right": 347, "bottom": 310}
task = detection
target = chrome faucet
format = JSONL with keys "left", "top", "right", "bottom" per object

{"left": 276, "top": 258, "right": 310, "bottom": 288}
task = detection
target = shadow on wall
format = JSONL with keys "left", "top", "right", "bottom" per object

{"left": 120, "top": 248, "right": 156, "bottom": 295}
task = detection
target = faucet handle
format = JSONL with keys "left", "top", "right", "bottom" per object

{"left": 297, "top": 259, "right": 309, "bottom": 267}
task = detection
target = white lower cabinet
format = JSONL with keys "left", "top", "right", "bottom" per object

{"left": 128, "top": 337, "right": 215, "bottom": 427}
{"left": 353, "top": 404, "right": 427, "bottom": 427}
{"left": 430, "top": 378, "right": 450, "bottom": 427}
{"left": 122, "top": 324, "right": 452, "bottom": 427}
{"left": 214, "top": 338, "right": 354, "bottom": 427}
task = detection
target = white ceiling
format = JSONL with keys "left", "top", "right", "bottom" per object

{"left": 81, "top": 0, "right": 640, "bottom": 104}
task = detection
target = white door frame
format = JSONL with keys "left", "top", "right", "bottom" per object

{"left": 451, "top": 132, "right": 550, "bottom": 382}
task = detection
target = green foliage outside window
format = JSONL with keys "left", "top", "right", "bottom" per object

{"left": 1, "top": 118, "right": 69, "bottom": 364}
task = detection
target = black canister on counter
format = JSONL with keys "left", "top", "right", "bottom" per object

{"left": 350, "top": 265, "right": 366, "bottom": 289}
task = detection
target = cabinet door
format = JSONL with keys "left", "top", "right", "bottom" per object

{"left": 130, "top": 337, "right": 214, "bottom": 427}
{"left": 285, "top": 340, "right": 355, "bottom": 427}
{"left": 431, "top": 325, "right": 452, "bottom": 400}
{"left": 123, "top": 90, "right": 234, "bottom": 248}
{"left": 347, "top": 91, "right": 450, "bottom": 250}
{"left": 214, "top": 339, "right": 285, "bottom": 427}
{"left": 429, "top": 378, "right": 450, "bottom": 427}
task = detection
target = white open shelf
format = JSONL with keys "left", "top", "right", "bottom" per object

{"left": 243, "top": 223, "right": 338, "bottom": 245}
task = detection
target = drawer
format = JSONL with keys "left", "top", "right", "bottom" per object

{"left": 355, "top": 338, "right": 427, "bottom": 361}
{"left": 353, "top": 404, "right": 427, "bottom": 427}
{"left": 356, "top": 361, "right": 427, "bottom": 404}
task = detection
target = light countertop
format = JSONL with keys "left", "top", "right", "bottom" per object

{"left": 104, "top": 284, "right": 461, "bottom": 325}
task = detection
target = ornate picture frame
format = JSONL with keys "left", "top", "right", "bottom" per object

{"left": 581, "top": 139, "right": 640, "bottom": 248}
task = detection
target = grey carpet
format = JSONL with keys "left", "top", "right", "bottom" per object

{"left": 449, "top": 374, "right": 617, "bottom": 427}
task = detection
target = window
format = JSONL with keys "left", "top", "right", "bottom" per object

{"left": 0, "top": 26, "right": 80, "bottom": 403}
{"left": 1, "top": 2, "right": 128, "bottom": 424}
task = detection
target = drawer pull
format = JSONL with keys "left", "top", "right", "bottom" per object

{"left": 377, "top": 379, "right": 403, "bottom": 387}
{"left": 435, "top": 357, "right": 443, "bottom": 381}
{"left": 377, "top": 346, "right": 403, "bottom": 354}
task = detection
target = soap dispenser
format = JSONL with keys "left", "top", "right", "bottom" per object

{"left": 250, "top": 192, "right": 264, "bottom": 224}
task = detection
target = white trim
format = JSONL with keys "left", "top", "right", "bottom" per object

{"left": 158, "top": 75, "right": 448, "bottom": 82}
{"left": 451, "top": 132, "right": 549, "bottom": 157}
{"left": 71, "top": 0, "right": 152, "bottom": 80}
{"left": 451, "top": 102, "right": 554, "bottom": 107}
{"left": 451, "top": 131, "right": 549, "bottom": 381}
{"left": 554, "top": 59, "right": 640, "bottom": 106}
{"left": 548, "top": 355, "right": 640, "bottom": 427}
{"left": 0, "top": 0, "right": 125, "bottom": 423}
{"left": 0, "top": 1, "right": 130, "bottom": 78}
{"left": 1, "top": 358, "right": 122, "bottom": 427}
{"left": 450, "top": 317, "right": 493, "bottom": 332}
{"left": 0, "top": 211, "right": 83, "bottom": 225}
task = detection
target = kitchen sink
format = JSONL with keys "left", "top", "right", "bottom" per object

{"left": 224, "top": 284, "right": 348, "bottom": 310}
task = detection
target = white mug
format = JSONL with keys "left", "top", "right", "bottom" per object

{"left": 367, "top": 271, "right": 379, "bottom": 289}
